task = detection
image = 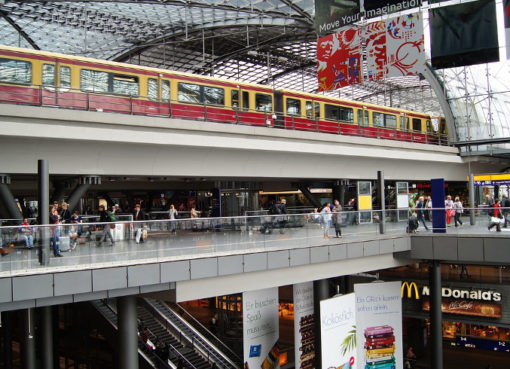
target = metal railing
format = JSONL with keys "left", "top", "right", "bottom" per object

{"left": 0, "top": 84, "right": 450, "bottom": 145}
{"left": 0, "top": 208, "right": 504, "bottom": 276}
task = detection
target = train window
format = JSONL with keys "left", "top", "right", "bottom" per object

{"left": 386, "top": 114, "right": 397, "bottom": 128}
{"left": 204, "top": 86, "right": 224, "bottom": 106}
{"left": 112, "top": 74, "right": 138, "bottom": 96}
{"left": 325, "top": 104, "right": 339, "bottom": 121}
{"left": 148, "top": 78, "right": 158, "bottom": 101}
{"left": 162, "top": 80, "right": 170, "bottom": 103}
{"left": 60, "top": 66, "right": 71, "bottom": 88}
{"left": 426, "top": 120, "right": 432, "bottom": 133}
{"left": 81, "top": 69, "right": 108, "bottom": 92}
{"left": 373, "top": 112, "right": 384, "bottom": 127}
{"left": 286, "top": 98, "right": 301, "bottom": 115}
{"left": 178, "top": 82, "right": 202, "bottom": 103}
{"left": 256, "top": 93, "right": 272, "bottom": 112}
{"left": 339, "top": 107, "right": 353, "bottom": 122}
{"left": 306, "top": 101, "right": 313, "bottom": 119}
{"left": 242, "top": 91, "right": 249, "bottom": 111}
{"left": 0, "top": 58, "right": 32, "bottom": 84}
{"left": 314, "top": 102, "right": 320, "bottom": 120}
{"left": 231, "top": 90, "right": 239, "bottom": 108}
{"left": 412, "top": 118, "right": 421, "bottom": 131}
{"left": 42, "top": 64, "right": 55, "bottom": 86}
{"left": 400, "top": 116, "right": 410, "bottom": 131}
{"left": 357, "top": 110, "right": 369, "bottom": 126}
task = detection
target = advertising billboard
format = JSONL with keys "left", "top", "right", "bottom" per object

{"left": 243, "top": 288, "right": 280, "bottom": 369}
{"left": 355, "top": 281, "right": 403, "bottom": 369}
{"left": 320, "top": 293, "right": 357, "bottom": 369}
{"left": 364, "top": 0, "right": 422, "bottom": 20}
{"left": 317, "top": 26, "right": 362, "bottom": 91}
{"left": 293, "top": 282, "right": 315, "bottom": 369}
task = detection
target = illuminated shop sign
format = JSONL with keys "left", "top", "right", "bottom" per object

{"left": 422, "top": 286, "right": 502, "bottom": 302}
{"left": 401, "top": 282, "right": 502, "bottom": 302}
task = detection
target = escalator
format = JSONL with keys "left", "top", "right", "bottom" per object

{"left": 90, "top": 299, "right": 159, "bottom": 368}
{"left": 143, "top": 298, "right": 241, "bottom": 369}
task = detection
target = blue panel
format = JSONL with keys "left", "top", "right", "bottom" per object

{"left": 431, "top": 178, "right": 446, "bottom": 233}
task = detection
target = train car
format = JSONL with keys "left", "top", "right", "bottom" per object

{"left": 276, "top": 89, "right": 439, "bottom": 144}
{"left": 0, "top": 45, "right": 446, "bottom": 145}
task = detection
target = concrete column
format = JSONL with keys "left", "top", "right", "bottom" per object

{"left": 313, "top": 279, "right": 331, "bottom": 369}
{"left": 377, "top": 171, "right": 386, "bottom": 234}
{"left": 38, "top": 160, "right": 50, "bottom": 266}
{"left": 40, "top": 306, "right": 54, "bottom": 369}
{"left": 0, "top": 175, "right": 22, "bottom": 220}
{"left": 2, "top": 311, "right": 13, "bottom": 369}
{"left": 118, "top": 296, "right": 139, "bottom": 369}
{"left": 469, "top": 173, "right": 475, "bottom": 225}
{"left": 429, "top": 261, "right": 443, "bottom": 369}
{"left": 22, "top": 308, "right": 36, "bottom": 369}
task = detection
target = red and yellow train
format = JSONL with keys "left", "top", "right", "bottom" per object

{"left": 0, "top": 45, "right": 447, "bottom": 144}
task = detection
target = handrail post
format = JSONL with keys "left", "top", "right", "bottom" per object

{"left": 129, "top": 96, "right": 133, "bottom": 114}
{"left": 204, "top": 102, "right": 207, "bottom": 121}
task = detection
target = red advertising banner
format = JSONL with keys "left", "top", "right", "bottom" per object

{"left": 317, "top": 27, "right": 362, "bottom": 91}
{"left": 364, "top": 21, "right": 387, "bottom": 82}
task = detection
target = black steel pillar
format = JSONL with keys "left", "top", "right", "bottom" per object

{"left": 40, "top": 306, "right": 54, "bottom": 369}
{"left": 0, "top": 175, "right": 22, "bottom": 220}
{"left": 2, "top": 311, "right": 13, "bottom": 369}
{"left": 377, "top": 170, "right": 385, "bottom": 234}
{"left": 38, "top": 160, "right": 50, "bottom": 266}
{"left": 429, "top": 260, "right": 443, "bottom": 369}
{"left": 313, "top": 279, "right": 332, "bottom": 369}
{"left": 22, "top": 308, "right": 36, "bottom": 369}
{"left": 118, "top": 296, "right": 139, "bottom": 369}
{"left": 469, "top": 173, "right": 475, "bottom": 225}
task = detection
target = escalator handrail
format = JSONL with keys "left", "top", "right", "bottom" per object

{"left": 144, "top": 298, "right": 239, "bottom": 369}
{"left": 173, "top": 301, "right": 243, "bottom": 365}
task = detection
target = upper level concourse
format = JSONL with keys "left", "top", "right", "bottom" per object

{"left": 0, "top": 103, "right": 504, "bottom": 182}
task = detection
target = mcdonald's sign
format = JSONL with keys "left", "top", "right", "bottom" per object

{"left": 401, "top": 282, "right": 420, "bottom": 299}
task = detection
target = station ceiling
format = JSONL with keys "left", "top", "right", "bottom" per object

{"left": 0, "top": 0, "right": 439, "bottom": 115}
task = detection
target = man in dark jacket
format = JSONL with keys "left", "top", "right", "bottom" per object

{"left": 133, "top": 204, "right": 146, "bottom": 244}
{"left": 97, "top": 205, "right": 114, "bottom": 246}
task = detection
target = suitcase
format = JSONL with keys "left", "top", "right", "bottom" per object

{"left": 59, "top": 236, "right": 71, "bottom": 252}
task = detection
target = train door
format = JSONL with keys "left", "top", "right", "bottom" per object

{"left": 237, "top": 89, "right": 251, "bottom": 125}
{"left": 274, "top": 90, "right": 284, "bottom": 128}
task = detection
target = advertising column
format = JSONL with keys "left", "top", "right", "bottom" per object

{"left": 320, "top": 293, "right": 357, "bottom": 369}
{"left": 243, "top": 288, "right": 280, "bottom": 369}
{"left": 354, "top": 281, "right": 403, "bottom": 369}
{"left": 293, "top": 282, "right": 315, "bottom": 369}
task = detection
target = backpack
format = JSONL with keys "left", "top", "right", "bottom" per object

{"left": 109, "top": 211, "right": 118, "bottom": 222}
{"left": 269, "top": 203, "right": 281, "bottom": 215}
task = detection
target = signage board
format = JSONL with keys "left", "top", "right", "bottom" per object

{"left": 293, "top": 282, "right": 315, "bottom": 369}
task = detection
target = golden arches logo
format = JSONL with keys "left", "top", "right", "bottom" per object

{"left": 401, "top": 282, "right": 420, "bottom": 299}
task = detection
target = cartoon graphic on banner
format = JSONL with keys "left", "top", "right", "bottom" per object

{"left": 293, "top": 282, "right": 315, "bottom": 369}
{"left": 317, "top": 27, "right": 362, "bottom": 91}
{"left": 243, "top": 288, "right": 280, "bottom": 369}
{"left": 364, "top": 21, "right": 387, "bottom": 82}
{"left": 386, "top": 13, "right": 425, "bottom": 77}
{"left": 320, "top": 293, "right": 357, "bottom": 369}
{"left": 354, "top": 281, "right": 404, "bottom": 369}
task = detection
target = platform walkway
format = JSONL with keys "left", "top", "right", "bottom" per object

{"left": 0, "top": 211, "right": 503, "bottom": 278}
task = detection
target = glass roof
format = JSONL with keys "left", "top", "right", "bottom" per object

{"left": 1, "top": 0, "right": 509, "bottom": 157}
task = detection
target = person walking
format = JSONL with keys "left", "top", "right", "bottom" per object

{"left": 415, "top": 196, "right": 429, "bottom": 231}
{"left": 97, "top": 205, "right": 114, "bottom": 246}
{"left": 50, "top": 206, "right": 63, "bottom": 257}
{"left": 168, "top": 204, "right": 178, "bottom": 233}
{"left": 453, "top": 196, "right": 463, "bottom": 227}
{"left": 444, "top": 195, "right": 454, "bottom": 227}
{"left": 502, "top": 195, "right": 510, "bottom": 228}
{"left": 332, "top": 199, "right": 343, "bottom": 238}
{"left": 320, "top": 203, "right": 331, "bottom": 239}
{"left": 132, "top": 204, "right": 146, "bottom": 244}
